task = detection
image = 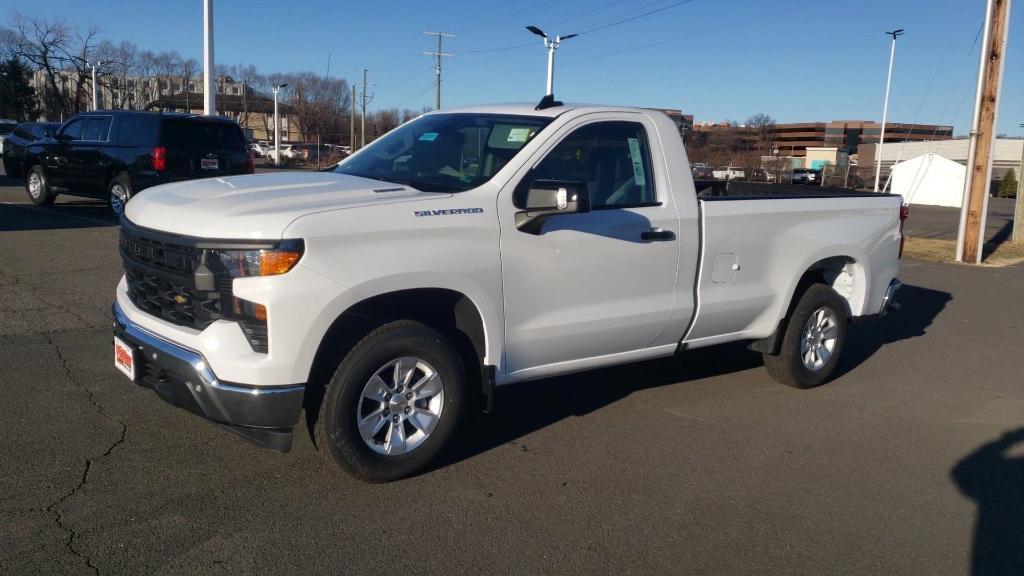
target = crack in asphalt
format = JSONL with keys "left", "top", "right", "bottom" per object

{"left": 41, "top": 331, "right": 128, "bottom": 576}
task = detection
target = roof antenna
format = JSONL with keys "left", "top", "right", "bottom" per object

{"left": 526, "top": 26, "right": 575, "bottom": 110}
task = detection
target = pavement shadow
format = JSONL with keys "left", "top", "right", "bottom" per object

{"left": 981, "top": 220, "right": 1013, "bottom": 261}
{"left": 952, "top": 428, "right": 1024, "bottom": 575}
{"left": 836, "top": 283, "right": 951, "bottom": 379}
{"left": 438, "top": 283, "right": 950, "bottom": 471}
{"left": 0, "top": 200, "right": 118, "bottom": 231}
{"left": 436, "top": 341, "right": 764, "bottom": 470}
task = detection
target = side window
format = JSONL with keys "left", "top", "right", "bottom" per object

{"left": 59, "top": 118, "right": 86, "bottom": 141}
{"left": 530, "top": 121, "right": 656, "bottom": 208}
{"left": 82, "top": 117, "right": 111, "bottom": 141}
{"left": 13, "top": 126, "right": 31, "bottom": 139}
{"left": 114, "top": 115, "right": 160, "bottom": 147}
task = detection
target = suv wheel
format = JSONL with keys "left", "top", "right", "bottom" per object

{"left": 108, "top": 173, "right": 132, "bottom": 217}
{"left": 25, "top": 165, "right": 56, "bottom": 205}
{"left": 315, "top": 320, "right": 466, "bottom": 482}
{"left": 763, "top": 284, "right": 848, "bottom": 389}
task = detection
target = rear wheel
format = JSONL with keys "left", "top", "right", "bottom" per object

{"left": 25, "top": 165, "right": 56, "bottom": 205}
{"left": 315, "top": 320, "right": 466, "bottom": 482}
{"left": 108, "top": 173, "right": 132, "bottom": 217}
{"left": 763, "top": 284, "right": 848, "bottom": 389}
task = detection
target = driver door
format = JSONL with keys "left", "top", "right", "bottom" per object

{"left": 498, "top": 114, "right": 682, "bottom": 378}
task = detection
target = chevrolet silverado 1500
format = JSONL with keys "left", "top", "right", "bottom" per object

{"left": 113, "top": 103, "right": 904, "bottom": 481}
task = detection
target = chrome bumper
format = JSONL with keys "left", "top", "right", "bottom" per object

{"left": 112, "top": 302, "right": 305, "bottom": 451}
{"left": 880, "top": 279, "right": 902, "bottom": 315}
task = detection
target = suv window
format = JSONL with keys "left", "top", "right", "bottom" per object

{"left": 531, "top": 121, "right": 656, "bottom": 208}
{"left": 82, "top": 116, "right": 111, "bottom": 141}
{"left": 114, "top": 115, "right": 160, "bottom": 146}
{"left": 161, "top": 119, "right": 244, "bottom": 149}
{"left": 60, "top": 118, "right": 87, "bottom": 141}
{"left": 13, "top": 126, "right": 32, "bottom": 139}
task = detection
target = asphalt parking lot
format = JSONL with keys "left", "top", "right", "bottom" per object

{"left": 1, "top": 173, "right": 1023, "bottom": 575}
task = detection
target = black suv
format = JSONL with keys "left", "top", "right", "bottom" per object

{"left": 23, "top": 111, "right": 252, "bottom": 215}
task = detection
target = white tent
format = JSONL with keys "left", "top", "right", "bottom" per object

{"left": 889, "top": 153, "right": 966, "bottom": 208}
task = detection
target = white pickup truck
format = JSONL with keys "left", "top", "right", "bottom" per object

{"left": 113, "top": 103, "right": 905, "bottom": 481}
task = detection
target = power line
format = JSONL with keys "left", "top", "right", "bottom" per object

{"left": 566, "top": 0, "right": 829, "bottom": 65}
{"left": 461, "top": 42, "right": 535, "bottom": 54}
{"left": 575, "top": 0, "right": 697, "bottom": 36}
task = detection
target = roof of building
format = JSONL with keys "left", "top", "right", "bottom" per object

{"left": 144, "top": 91, "right": 294, "bottom": 114}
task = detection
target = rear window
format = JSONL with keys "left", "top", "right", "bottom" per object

{"left": 115, "top": 115, "right": 160, "bottom": 146}
{"left": 161, "top": 119, "right": 244, "bottom": 149}
{"left": 0, "top": 124, "right": 16, "bottom": 136}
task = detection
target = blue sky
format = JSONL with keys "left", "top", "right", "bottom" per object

{"left": 14, "top": 0, "right": 1024, "bottom": 135}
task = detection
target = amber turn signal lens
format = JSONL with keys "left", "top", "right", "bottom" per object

{"left": 259, "top": 250, "right": 301, "bottom": 276}
{"left": 253, "top": 303, "right": 267, "bottom": 321}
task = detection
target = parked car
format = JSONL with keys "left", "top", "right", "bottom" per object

{"left": 1, "top": 122, "right": 60, "bottom": 178}
{"left": 112, "top": 103, "right": 905, "bottom": 482}
{"left": 749, "top": 168, "right": 775, "bottom": 182}
{"left": 0, "top": 119, "right": 19, "bottom": 156}
{"left": 265, "top": 143, "right": 298, "bottom": 163}
{"left": 691, "top": 164, "right": 714, "bottom": 180}
{"left": 22, "top": 111, "right": 253, "bottom": 215}
{"left": 249, "top": 142, "right": 270, "bottom": 157}
{"left": 792, "top": 168, "right": 822, "bottom": 185}
{"left": 712, "top": 166, "right": 746, "bottom": 180}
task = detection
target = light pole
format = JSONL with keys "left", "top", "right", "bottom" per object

{"left": 87, "top": 60, "right": 103, "bottom": 111}
{"left": 526, "top": 26, "right": 577, "bottom": 96}
{"left": 873, "top": 29, "right": 903, "bottom": 193}
{"left": 203, "top": 0, "right": 216, "bottom": 116}
{"left": 272, "top": 83, "right": 287, "bottom": 166}
{"left": 1014, "top": 122, "right": 1024, "bottom": 243}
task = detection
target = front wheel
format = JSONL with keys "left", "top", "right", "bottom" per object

{"left": 763, "top": 284, "right": 848, "bottom": 389}
{"left": 315, "top": 320, "right": 467, "bottom": 482}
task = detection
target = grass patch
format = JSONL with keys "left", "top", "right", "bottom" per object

{"left": 904, "top": 236, "right": 1024, "bottom": 267}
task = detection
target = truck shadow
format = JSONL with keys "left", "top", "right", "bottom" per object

{"left": 835, "top": 283, "right": 952, "bottom": 379}
{"left": 437, "top": 283, "right": 950, "bottom": 471}
{"left": 951, "top": 428, "right": 1024, "bottom": 575}
{"left": 0, "top": 200, "right": 118, "bottom": 231}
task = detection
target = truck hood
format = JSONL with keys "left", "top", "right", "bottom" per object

{"left": 124, "top": 171, "right": 440, "bottom": 239}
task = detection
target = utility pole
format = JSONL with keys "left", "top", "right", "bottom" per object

{"left": 357, "top": 69, "right": 373, "bottom": 148}
{"left": 202, "top": 0, "right": 216, "bottom": 116}
{"left": 874, "top": 29, "right": 903, "bottom": 193}
{"left": 1014, "top": 122, "right": 1024, "bottom": 243}
{"left": 957, "top": 0, "right": 1012, "bottom": 263}
{"left": 350, "top": 84, "right": 356, "bottom": 151}
{"left": 423, "top": 31, "right": 454, "bottom": 110}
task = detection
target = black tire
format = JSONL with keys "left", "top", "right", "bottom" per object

{"left": 108, "top": 173, "right": 132, "bottom": 217}
{"left": 315, "top": 320, "right": 466, "bottom": 482}
{"left": 763, "top": 284, "right": 848, "bottom": 389}
{"left": 25, "top": 165, "right": 56, "bottom": 205}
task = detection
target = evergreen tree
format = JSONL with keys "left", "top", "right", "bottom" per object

{"left": 998, "top": 168, "right": 1018, "bottom": 198}
{"left": 0, "top": 59, "right": 37, "bottom": 121}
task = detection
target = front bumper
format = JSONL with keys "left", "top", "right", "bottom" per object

{"left": 113, "top": 301, "right": 305, "bottom": 451}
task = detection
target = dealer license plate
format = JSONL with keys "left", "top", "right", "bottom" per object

{"left": 113, "top": 336, "right": 135, "bottom": 381}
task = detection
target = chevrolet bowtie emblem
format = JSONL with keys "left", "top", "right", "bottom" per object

{"left": 173, "top": 295, "right": 188, "bottom": 305}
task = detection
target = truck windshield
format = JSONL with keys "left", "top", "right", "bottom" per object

{"left": 333, "top": 113, "right": 551, "bottom": 192}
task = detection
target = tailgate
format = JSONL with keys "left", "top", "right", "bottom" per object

{"left": 160, "top": 119, "right": 248, "bottom": 178}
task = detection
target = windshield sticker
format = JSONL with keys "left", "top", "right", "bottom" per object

{"left": 419, "top": 132, "right": 439, "bottom": 142}
{"left": 507, "top": 128, "right": 532, "bottom": 143}
{"left": 627, "top": 138, "right": 646, "bottom": 186}
{"left": 414, "top": 208, "right": 484, "bottom": 217}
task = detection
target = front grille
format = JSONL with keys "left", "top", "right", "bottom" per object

{"left": 123, "top": 266, "right": 221, "bottom": 329}
{"left": 119, "top": 224, "right": 270, "bottom": 353}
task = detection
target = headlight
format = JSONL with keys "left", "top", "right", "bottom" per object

{"left": 209, "top": 240, "right": 304, "bottom": 278}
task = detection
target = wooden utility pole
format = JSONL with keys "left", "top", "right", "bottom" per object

{"left": 1014, "top": 127, "right": 1024, "bottom": 243}
{"left": 957, "top": 0, "right": 1012, "bottom": 263}
{"left": 350, "top": 84, "right": 356, "bottom": 150}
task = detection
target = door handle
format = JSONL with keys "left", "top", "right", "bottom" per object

{"left": 641, "top": 227, "right": 676, "bottom": 242}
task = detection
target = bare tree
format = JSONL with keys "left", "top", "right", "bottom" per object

{"left": 4, "top": 13, "right": 75, "bottom": 118}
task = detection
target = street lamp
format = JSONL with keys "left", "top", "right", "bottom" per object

{"left": 526, "top": 26, "right": 577, "bottom": 97}
{"left": 272, "top": 83, "right": 288, "bottom": 166}
{"left": 873, "top": 28, "right": 904, "bottom": 193}
{"left": 87, "top": 59, "right": 103, "bottom": 111}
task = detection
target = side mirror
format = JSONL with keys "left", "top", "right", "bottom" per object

{"left": 515, "top": 179, "right": 591, "bottom": 234}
